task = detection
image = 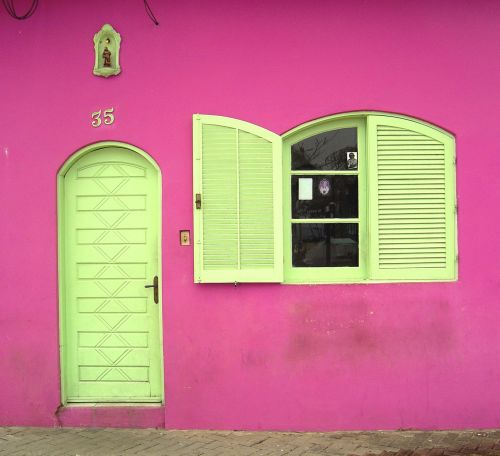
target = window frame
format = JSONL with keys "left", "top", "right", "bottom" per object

{"left": 193, "top": 111, "right": 457, "bottom": 285}
{"left": 283, "top": 117, "right": 368, "bottom": 283}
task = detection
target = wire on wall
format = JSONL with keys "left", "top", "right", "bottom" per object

{"left": 2, "top": 0, "right": 38, "bottom": 19}
{"left": 144, "top": 0, "right": 159, "bottom": 26}
{"left": 3, "top": 0, "right": 158, "bottom": 24}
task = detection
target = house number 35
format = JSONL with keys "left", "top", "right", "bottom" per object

{"left": 91, "top": 108, "right": 115, "bottom": 128}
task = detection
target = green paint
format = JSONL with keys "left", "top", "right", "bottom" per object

{"left": 93, "top": 24, "right": 122, "bottom": 78}
{"left": 193, "top": 115, "right": 283, "bottom": 283}
{"left": 58, "top": 142, "right": 163, "bottom": 403}
{"left": 194, "top": 112, "right": 457, "bottom": 284}
{"left": 366, "top": 115, "right": 457, "bottom": 281}
{"left": 283, "top": 117, "right": 367, "bottom": 283}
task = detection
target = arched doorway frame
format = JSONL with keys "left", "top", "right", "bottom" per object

{"left": 57, "top": 141, "right": 164, "bottom": 404}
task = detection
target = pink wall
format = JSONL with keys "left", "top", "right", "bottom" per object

{"left": 1, "top": 0, "right": 499, "bottom": 430}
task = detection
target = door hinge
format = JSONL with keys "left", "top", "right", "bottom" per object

{"left": 195, "top": 193, "right": 202, "bottom": 210}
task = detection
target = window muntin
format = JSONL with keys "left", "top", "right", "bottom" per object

{"left": 283, "top": 118, "right": 367, "bottom": 283}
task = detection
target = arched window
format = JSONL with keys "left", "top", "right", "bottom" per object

{"left": 193, "top": 112, "right": 456, "bottom": 284}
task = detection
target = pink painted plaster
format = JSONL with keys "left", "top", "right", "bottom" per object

{"left": 1, "top": 0, "right": 499, "bottom": 430}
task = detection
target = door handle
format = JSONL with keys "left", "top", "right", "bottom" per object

{"left": 145, "top": 275, "right": 159, "bottom": 304}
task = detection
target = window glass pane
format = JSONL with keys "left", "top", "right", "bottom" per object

{"left": 292, "top": 128, "right": 358, "bottom": 170}
{"left": 292, "top": 175, "right": 358, "bottom": 219}
{"left": 292, "top": 223, "right": 359, "bottom": 267}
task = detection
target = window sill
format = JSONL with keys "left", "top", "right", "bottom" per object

{"left": 282, "top": 277, "right": 458, "bottom": 285}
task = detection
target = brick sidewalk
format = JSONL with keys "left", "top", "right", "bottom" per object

{"left": 1, "top": 427, "right": 499, "bottom": 456}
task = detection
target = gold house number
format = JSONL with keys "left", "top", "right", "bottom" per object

{"left": 91, "top": 108, "right": 115, "bottom": 127}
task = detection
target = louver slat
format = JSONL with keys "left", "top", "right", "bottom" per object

{"left": 193, "top": 115, "right": 283, "bottom": 283}
{"left": 368, "top": 116, "right": 456, "bottom": 281}
{"left": 239, "top": 131, "right": 275, "bottom": 269}
{"left": 201, "top": 125, "right": 239, "bottom": 270}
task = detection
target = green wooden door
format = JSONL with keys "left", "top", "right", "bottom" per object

{"left": 62, "top": 145, "right": 163, "bottom": 403}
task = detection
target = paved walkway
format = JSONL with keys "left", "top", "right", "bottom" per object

{"left": 0, "top": 427, "right": 499, "bottom": 456}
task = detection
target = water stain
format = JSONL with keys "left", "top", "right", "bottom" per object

{"left": 285, "top": 299, "right": 455, "bottom": 363}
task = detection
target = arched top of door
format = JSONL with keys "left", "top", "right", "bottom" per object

{"left": 58, "top": 141, "right": 161, "bottom": 178}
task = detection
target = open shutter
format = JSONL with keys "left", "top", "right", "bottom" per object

{"left": 193, "top": 115, "right": 283, "bottom": 283}
{"left": 367, "top": 115, "right": 456, "bottom": 281}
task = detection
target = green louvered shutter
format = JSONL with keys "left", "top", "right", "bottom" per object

{"left": 367, "top": 115, "right": 457, "bottom": 281}
{"left": 193, "top": 115, "right": 283, "bottom": 283}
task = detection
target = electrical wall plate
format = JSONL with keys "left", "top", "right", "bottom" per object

{"left": 180, "top": 230, "right": 191, "bottom": 246}
{"left": 93, "top": 24, "right": 122, "bottom": 78}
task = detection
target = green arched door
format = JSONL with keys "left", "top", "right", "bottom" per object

{"left": 60, "top": 144, "right": 163, "bottom": 403}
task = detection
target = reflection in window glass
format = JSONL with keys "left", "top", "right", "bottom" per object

{"left": 292, "top": 223, "right": 359, "bottom": 267}
{"left": 292, "top": 128, "right": 357, "bottom": 170}
{"left": 292, "top": 175, "right": 358, "bottom": 219}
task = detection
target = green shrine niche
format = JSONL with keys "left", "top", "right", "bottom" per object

{"left": 93, "top": 24, "right": 121, "bottom": 78}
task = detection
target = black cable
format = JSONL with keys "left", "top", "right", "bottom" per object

{"left": 2, "top": 0, "right": 38, "bottom": 19}
{"left": 2, "top": 0, "right": 38, "bottom": 20}
{"left": 3, "top": 0, "right": 157, "bottom": 24}
{"left": 144, "top": 0, "right": 159, "bottom": 26}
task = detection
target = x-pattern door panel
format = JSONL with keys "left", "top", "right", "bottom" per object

{"left": 63, "top": 147, "right": 162, "bottom": 402}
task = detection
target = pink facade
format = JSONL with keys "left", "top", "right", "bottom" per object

{"left": 1, "top": 0, "right": 499, "bottom": 430}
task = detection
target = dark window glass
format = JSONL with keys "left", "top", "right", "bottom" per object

{"left": 292, "top": 175, "right": 358, "bottom": 219}
{"left": 292, "top": 223, "right": 359, "bottom": 267}
{"left": 292, "top": 128, "right": 358, "bottom": 171}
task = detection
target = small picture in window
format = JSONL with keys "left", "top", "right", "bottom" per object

{"left": 347, "top": 151, "right": 358, "bottom": 170}
{"left": 318, "top": 178, "right": 330, "bottom": 196}
{"left": 298, "top": 177, "right": 313, "bottom": 200}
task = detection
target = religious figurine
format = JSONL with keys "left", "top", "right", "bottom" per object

{"left": 102, "top": 47, "right": 112, "bottom": 67}
{"left": 93, "top": 24, "right": 121, "bottom": 77}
